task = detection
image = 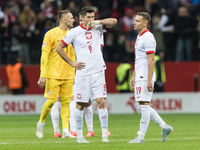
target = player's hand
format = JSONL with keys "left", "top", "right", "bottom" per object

{"left": 130, "top": 78, "right": 135, "bottom": 88}
{"left": 87, "top": 22, "right": 92, "bottom": 30}
{"left": 91, "top": 20, "right": 100, "bottom": 27}
{"left": 147, "top": 81, "right": 154, "bottom": 92}
{"left": 72, "top": 62, "right": 85, "bottom": 70}
{"left": 37, "top": 77, "right": 46, "bottom": 88}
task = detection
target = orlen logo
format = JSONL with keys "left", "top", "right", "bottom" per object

{"left": 151, "top": 98, "right": 182, "bottom": 110}
{"left": 126, "top": 96, "right": 182, "bottom": 113}
{"left": 3, "top": 101, "right": 36, "bottom": 113}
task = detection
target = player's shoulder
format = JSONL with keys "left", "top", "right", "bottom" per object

{"left": 146, "top": 30, "right": 154, "bottom": 37}
{"left": 69, "top": 26, "right": 81, "bottom": 32}
{"left": 45, "top": 27, "right": 59, "bottom": 36}
{"left": 143, "top": 30, "right": 155, "bottom": 39}
{"left": 66, "top": 26, "right": 81, "bottom": 37}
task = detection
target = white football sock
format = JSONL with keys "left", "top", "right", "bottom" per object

{"left": 63, "top": 128, "right": 69, "bottom": 134}
{"left": 51, "top": 101, "right": 61, "bottom": 133}
{"left": 75, "top": 108, "right": 83, "bottom": 138}
{"left": 69, "top": 100, "right": 76, "bottom": 132}
{"left": 98, "top": 108, "right": 108, "bottom": 137}
{"left": 138, "top": 105, "right": 150, "bottom": 138}
{"left": 83, "top": 105, "right": 93, "bottom": 132}
{"left": 149, "top": 107, "right": 166, "bottom": 129}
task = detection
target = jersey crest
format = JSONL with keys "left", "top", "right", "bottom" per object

{"left": 85, "top": 32, "right": 92, "bottom": 39}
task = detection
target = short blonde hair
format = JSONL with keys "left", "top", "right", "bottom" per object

{"left": 57, "top": 10, "right": 71, "bottom": 24}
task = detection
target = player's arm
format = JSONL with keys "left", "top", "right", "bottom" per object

{"left": 130, "top": 70, "right": 135, "bottom": 88}
{"left": 92, "top": 18, "right": 117, "bottom": 28}
{"left": 38, "top": 31, "right": 52, "bottom": 88}
{"left": 38, "top": 50, "right": 49, "bottom": 88}
{"left": 147, "top": 53, "right": 155, "bottom": 92}
{"left": 56, "top": 41, "right": 85, "bottom": 70}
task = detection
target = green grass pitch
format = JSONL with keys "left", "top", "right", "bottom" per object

{"left": 0, "top": 114, "right": 200, "bottom": 150}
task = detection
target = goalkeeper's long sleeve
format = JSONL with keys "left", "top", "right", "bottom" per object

{"left": 40, "top": 50, "right": 50, "bottom": 77}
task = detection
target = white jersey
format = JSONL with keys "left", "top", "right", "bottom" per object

{"left": 61, "top": 24, "right": 107, "bottom": 76}
{"left": 134, "top": 29, "right": 156, "bottom": 81}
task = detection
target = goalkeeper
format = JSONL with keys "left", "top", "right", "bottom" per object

{"left": 36, "top": 10, "right": 76, "bottom": 139}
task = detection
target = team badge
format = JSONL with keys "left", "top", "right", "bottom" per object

{"left": 85, "top": 32, "right": 92, "bottom": 39}
{"left": 77, "top": 94, "right": 81, "bottom": 99}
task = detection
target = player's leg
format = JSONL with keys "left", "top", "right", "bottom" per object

{"left": 36, "top": 98, "right": 57, "bottom": 138}
{"left": 97, "top": 106, "right": 111, "bottom": 137}
{"left": 39, "top": 98, "right": 57, "bottom": 123}
{"left": 84, "top": 103, "right": 93, "bottom": 133}
{"left": 60, "top": 97, "right": 75, "bottom": 138}
{"left": 149, "top": 107, "right": 173, "bottom": 142}
{"left": 138, "top": 103, "right": 151, "bottom": 142}
{"left": 128, "top": 81, "right": 150, "bottom": 143}
{"left": 96, "top": 98, "right": 109, "bottom": 143}
{"left": 36, "top": 78, "right": 59, "bottom": 138}
{"left": 74, "top": 75, "right": 90, "bottom": 143}
{"left": 83, "top": 101, "right": 95, "bottom": 137}
{"left": 92, "top": 70, "right": 109, "bottom": 142}
{"left": 59, "top": 79, "right": 75, "bottom": 138}
{"left": 69, "top": 95, "right": 77, "bottom": 136}
{"left": 128, "top": 103, "right": 150, "bottom": 143}
{"left": 75, "top": 102, "right": 89, "bottom": 143}
{"left": 51, "top": 97, "right": 61, "bottom": 137}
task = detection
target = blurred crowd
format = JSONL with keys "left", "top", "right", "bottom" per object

{"left": 0, "top": 0, "right": 200, "bottom": 64}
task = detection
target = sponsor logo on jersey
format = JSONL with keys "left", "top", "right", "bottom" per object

{"left": 85, "top": 32, "right": 92, "bottom": 39}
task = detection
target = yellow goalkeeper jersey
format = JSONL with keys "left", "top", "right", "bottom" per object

{"left": 40, "top": 26, "right": 75, "bottom": 79}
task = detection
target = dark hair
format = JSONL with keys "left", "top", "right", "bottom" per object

{"left": 137, "top": 12, "right": 151, "bottom": 24}
{"left": 56, "top": 10, "right": 71, "bottom": 25}
{"left": 78, "top": 12, "right": 82, "bottom": 17}
{"left": 80, "top": 6, "right": 94, "bottom": 17}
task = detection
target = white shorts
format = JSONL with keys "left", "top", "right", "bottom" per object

{"left": 134, "top": 80, "right": 154, "bottom": 102}
{"left": 74, "top": 71, "right": 107, "bottom": 103}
